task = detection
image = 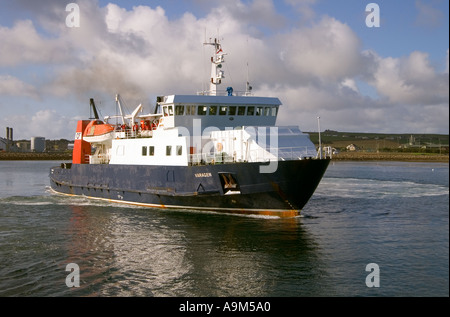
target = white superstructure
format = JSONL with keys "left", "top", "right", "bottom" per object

{"left": 82, "top": 38, "right": 318, "bottom": 166}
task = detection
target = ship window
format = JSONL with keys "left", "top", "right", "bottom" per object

{"left": 175, "top": 105, "right": 184, "bottom": 115}
{"left": 163, "top": 106, "right": 169, "bottom": 116}
{"left": 168, "top": 106, "right": 174, "bottom": 116}
{"left": 271, "top": 107, "right": 278, "bottom": 116}
{"left": 238, "top": 106, "right": 246, "bottom": 115}
{"left": 166, "top": 146, "right": 172, "bottom": 156}
{"left": 219, "top": 106, "right": 227, "bottom": 115}
{"left": 149, "top": 146, "right": 155, "bottom": 156}
{"left": 176, "top": 145, "right": 182, "bottom": 156}
{"left": 247, "top": 106, "right": 255, "bottom": 116}
{"left": 256, "top": 107, "right": 263, "bottom": 116}
{"left": 142, "top": 146, "right": 147, "bottom": 156}
{"left": 229, "top": 106, "right": 236, "bottom": 116}
{"left": 186, "top": 105, "right": 196, "bottom": 115}
{"left": 209, "top": 106, "right": 217, "bottom": 115}
{"left": 198, "top": 105, "right": 207, "bottom": 115}
{"left": 264, "top": 107, "right": 270, "bottom": 116}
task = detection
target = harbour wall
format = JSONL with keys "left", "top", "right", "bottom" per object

{"left": 0, "top": 152, "right": 72, "bottom": 161}
{"left": 331, "top": 151, "right": 449, "bottom": 162}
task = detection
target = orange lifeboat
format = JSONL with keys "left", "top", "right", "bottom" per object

{"left": 82, "top": 120, "right": 115, "bottom": 143}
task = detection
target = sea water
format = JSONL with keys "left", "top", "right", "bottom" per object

{"left": 0, "top": 160, "right": 448, "bottom": 297}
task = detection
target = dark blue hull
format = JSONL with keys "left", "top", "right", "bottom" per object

{"left": 49, "top": 159, "right": 330, "bottom": 217}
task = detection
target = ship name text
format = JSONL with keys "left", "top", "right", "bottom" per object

{"left": 195, "top": 173, "right": 212, "bottom": 178}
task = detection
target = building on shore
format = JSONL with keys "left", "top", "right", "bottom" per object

{"left": 346, "top": 144, "right": 359, "bottom": 151}
{"left": 16, "top": 141, "right": 31, "bottom": 152}
{"left": 1, "top": 127, "right": 19, "bottom": 152}
{"left": 0, "top": 137, "right": 7, "bottom": 151}
{"left": 31, "top": 137, "right": 46, "bottom": 153}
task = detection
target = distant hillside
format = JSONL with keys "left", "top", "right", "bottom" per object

{"left": 307, "top": 130, "right": 449, "bottom": 153}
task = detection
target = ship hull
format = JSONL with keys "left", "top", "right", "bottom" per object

{"left": 49, "top": 159, "right": 330, "bottom": 217}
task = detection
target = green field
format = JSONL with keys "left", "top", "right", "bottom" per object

{"left": 307, "top": 130, "right": 449, "bottom": 153}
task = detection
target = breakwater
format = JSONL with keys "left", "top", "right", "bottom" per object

{"left": 332, "top": 151, "right": 449, "bottom": 162}
{"left": 0, "top": 152, "right": 72, "bottom": 161}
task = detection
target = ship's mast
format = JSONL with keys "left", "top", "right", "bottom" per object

{"left": 203, "top": 38, "right": 226, "bottom": 96}
{"left": 115, "top": 94, "right": 126, "bottom": 125}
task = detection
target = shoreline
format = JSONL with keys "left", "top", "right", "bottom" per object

{"left": 1, "top": 151, "right": 448, "bottom": 163}
{"left": 331, "top": 151, "right": 449, "bottom": 163}
{"left": 0, "top": 152, "right": 73, "bottom": 161}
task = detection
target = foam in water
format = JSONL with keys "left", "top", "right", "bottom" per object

{"left": 315, "top": 177, "right": 449, "bottom": 199}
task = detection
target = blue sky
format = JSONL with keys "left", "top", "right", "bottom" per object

{"left": 0, "top": 0, "right": 448, "bottom": 140}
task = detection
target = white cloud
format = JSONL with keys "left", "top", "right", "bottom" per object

{"left": 0, "top": 75, "right": 39, "bottom": 99}
{"left": 221, "top": 0, "right": 286, "bottom": 30}
{"left": 285, "top": 0, "right": 317, "bottom": 22}
{"left": 2, "top": 110, "right": 81, "bottom": 140}
{"left": 273, "top": 17, "right": 367, "bottom": 82}
{"left": 370, "top": 51, "right": 449, "bottom": 106}
{"left": 0, "top": 20, "right": 70, "bottom": 67}
{"left": 340, "top": 78, "right": 359, "bottom": 93}
{"left": 0, "top": 0, "right": 448, "bottom": 137}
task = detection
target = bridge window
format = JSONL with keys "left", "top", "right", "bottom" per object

{"left": 271, "top": 107, "right": 278, "bottom": 116}
{"left": 264, "top": 107, "right": 270, "bottom": 116}
{"left": 186, "top": 105, "right": 196, "bottom": 115}
{"left": 238, "top": 106, "right": 246, "bottom": 115}
{"left": 175, "top": 105, "right": 184, "bottom": 115}
{"left": 256, "top": 107, "right": 263, "bottom": 116}
{"left": 209, "top": 106, "right": 217, "bottom": 115}
{"left": 219, "top": 106, "right": 227, "bottom": 115}
{"left": 247, "top": 106, "right": 255, "bottom": 116}
{"left": 229, "top": 106, "right": 236, "bottom": 116}
{"left": 198, "top": 105, "right": 207, "bottom": 115}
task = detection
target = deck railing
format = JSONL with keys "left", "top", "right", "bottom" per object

{"left": 189, "top": 146, "right": 318, "bottom": 165}
{"left": 197, "top": 90, "right": 253, "bottom": 97}
{"left": 277, "top": 147, "right": 319, "bottom": 160}
{"left": 89, "top": 154, "right": 110, "bottom": 164}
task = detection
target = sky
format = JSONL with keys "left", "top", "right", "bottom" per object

{"left": 0, "top": 0, "right": 448, "bottom": 140}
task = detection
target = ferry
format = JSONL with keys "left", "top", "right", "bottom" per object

{"left": 49, "top": 39, "right": 330, "bottom": 217}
